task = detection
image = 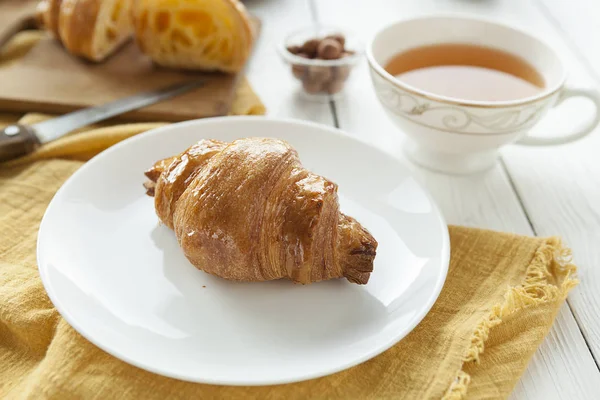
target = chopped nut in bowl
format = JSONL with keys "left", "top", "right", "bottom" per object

{"left": 278, "top": 26, "right": 363, "bottom": 101}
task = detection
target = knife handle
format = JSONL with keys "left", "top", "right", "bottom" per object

{"left": 0, "top": 125, "right": 40, "bottom": 163}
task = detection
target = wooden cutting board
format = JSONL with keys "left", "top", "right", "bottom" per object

{"left": 0, "top": 0, "right": 258, "bottom": 122}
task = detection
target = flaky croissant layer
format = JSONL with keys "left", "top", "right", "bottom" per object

{"left": 145, "top": 138, "right": 377, "bottom": 285}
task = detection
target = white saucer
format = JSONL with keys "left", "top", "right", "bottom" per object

{"left": 37, "top": 117, "right": 449, "bottom": 385}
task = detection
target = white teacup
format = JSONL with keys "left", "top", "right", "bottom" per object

{"left": 367, "top": 15, "right": 600, "bottom": 174}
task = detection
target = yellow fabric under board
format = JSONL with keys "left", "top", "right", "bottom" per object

{"left": 0, "top": 26, "right": 577, "bottom": 400}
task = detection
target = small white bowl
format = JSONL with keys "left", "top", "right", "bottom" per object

{"left": 278, "top": 25, "right": 363, "bottom": 101}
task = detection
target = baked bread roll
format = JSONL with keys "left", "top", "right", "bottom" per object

{"left": 131, "top": 0, "right": 253, "bottom": 73}
{"left": 144, "top": 138, "right": 377, "bottom": 285}
{"left": 36, "top": 0, "right": 63, "bottom": 38}
{"left": 37, "top": 0, "right": 133, "bottom": 62}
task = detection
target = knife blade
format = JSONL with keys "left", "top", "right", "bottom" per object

{"left": 0, "top": 79, "right": 206, "bottom": 163}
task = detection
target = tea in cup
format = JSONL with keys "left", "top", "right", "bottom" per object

{"left": 367, "top": 15, "right": 600, "bottom": 174}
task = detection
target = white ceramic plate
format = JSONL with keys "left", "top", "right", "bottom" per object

{"left": 38, "top": 117, "right": 449, "bottom": 385}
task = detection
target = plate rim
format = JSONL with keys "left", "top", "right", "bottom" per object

{"left": 37, "top": 116, "right": 450, "bottom": 385}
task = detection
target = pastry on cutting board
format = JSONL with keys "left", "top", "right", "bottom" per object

{"left": 36, "top": 0, "right": 63, "bottom": 38}
{"left": 131, "top": 0, "right": 254, "bottom": 73}
{"left": 144, "top": 138, "right": 377, "bottom": 285}
{"left": 36, "top": 0, "right": 133, "bottom": 62}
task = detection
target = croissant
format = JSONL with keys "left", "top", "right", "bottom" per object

{"left": 36, "top": 0, "right": 133, "bottom": 62}
{"left": 131, "top": 0, "right": 253, "bottom": 73}
{"left": 144, "top": 138, "right": 377, "bottom": 285}
{"left": 36, "top": 0, "right": 63, "bottom": 38}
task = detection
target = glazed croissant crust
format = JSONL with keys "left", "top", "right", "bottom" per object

{"left": 144, "top": 138, "right": 377, "bottom": 285}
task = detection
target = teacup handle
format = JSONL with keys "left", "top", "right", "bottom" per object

{"left": 518, "top": 87, "right": 600, "bottom": 146}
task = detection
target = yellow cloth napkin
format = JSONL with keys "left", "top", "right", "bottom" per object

{"left": 0, "top": 158, "right": 577, "bottom": 399}
{"left": 0, "top": 28, "right": 577, "bottom": 400}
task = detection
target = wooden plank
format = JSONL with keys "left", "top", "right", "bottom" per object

{"left": 243, "top": 0, "right": 333, "bottom": 125}
{"left": 501, "top": 0, "right": 600, "bottom": 363}
{"left": 538, "top": 0, "right": 600, "bottom": 76}
{"left": 310, "top": 0, "right": 600, "bottom": 398}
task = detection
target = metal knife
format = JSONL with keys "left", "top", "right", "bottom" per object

{"left": 0, "top": 79, "right": 206, "bottom": 162}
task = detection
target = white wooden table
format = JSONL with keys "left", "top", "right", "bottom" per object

{"left": 243, "top": 0, "right": 600, "bottom": 398}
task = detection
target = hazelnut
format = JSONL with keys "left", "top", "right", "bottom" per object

{"left": 292, "top": 64, "right": 306, "bottom": 80}
{"left": 302, "top": 79, "right": 324, "bottom": 94}
{"left": 325, "top": 34, "right": 345, "bottom": 48}
{"left": 308, "top": 65, "right": 333, "bottom": 83}
{"left": 326, "top": 79, "right": 345, "bottom": 95}
{"left": 291, "top": 53, "right": 309, "bottom": 80}
{"left": 317, "top": 38, "right": 342, "bottom": 60}
{"left": 334, "top": 65, "right": 351, "bottom": 81}
{"left": 287, "top": 45, "right": 301, "bottom": 55}
{"left": 301, "top": 39, "right": 320, "bottom": 58}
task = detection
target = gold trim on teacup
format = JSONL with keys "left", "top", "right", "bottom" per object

{"left": 383, "top": 105, "right": 531, "bottom": 136}
{"left": 370, "top": 71, "right": 555, "bottom": 135}
{"left": 368, "top": 60, "right": 563, "bottom": 109}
